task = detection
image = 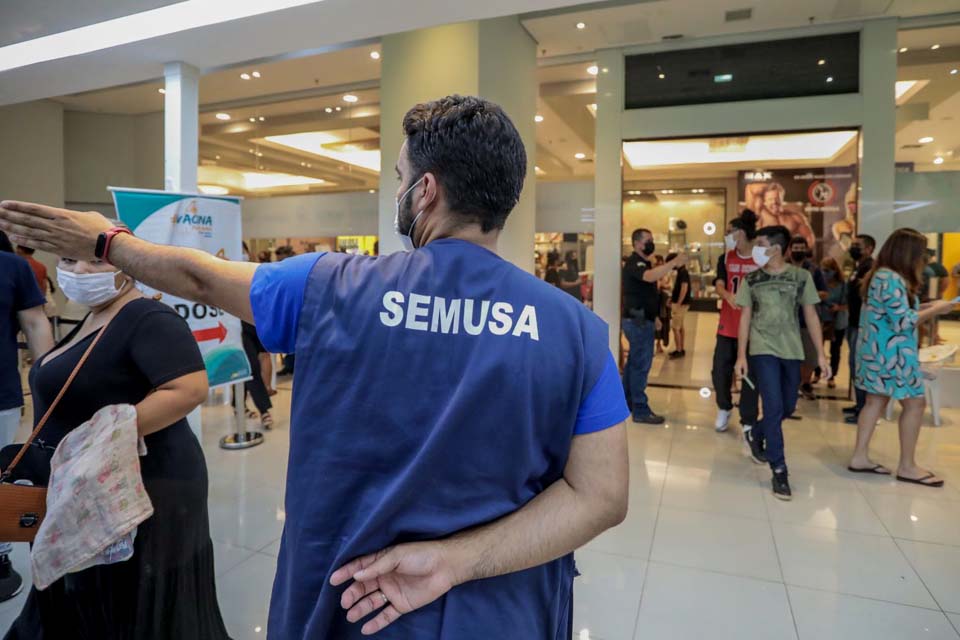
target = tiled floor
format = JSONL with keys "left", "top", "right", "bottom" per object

{"left": 3, "top": 319, "right": 960, "bottom": 639}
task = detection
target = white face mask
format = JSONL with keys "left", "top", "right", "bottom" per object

{"left": 57, "top": 267, "right": 127, "bottom": 307}
{"left": 724, "top": 233, "right": 738, "bottom": 252}
{"left": 752, "top": 245, "right": 773, "bottom": 268}
{"left": 394, "top": 177, "right": 425, "bottom": 251}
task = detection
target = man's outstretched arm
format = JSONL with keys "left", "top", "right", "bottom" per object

{"left": 0, "top": 201, "right": 257, "bottom": 322}
{"left": 330, "top": 423, "right": 629, "bottom": 635}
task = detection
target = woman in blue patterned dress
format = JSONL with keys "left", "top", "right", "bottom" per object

{"left": 848, "top": 229, "right": 956, "bottom": 486}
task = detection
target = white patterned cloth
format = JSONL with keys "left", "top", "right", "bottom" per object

{"left": 31, "top": 404, "right": 154, "bottom": 590}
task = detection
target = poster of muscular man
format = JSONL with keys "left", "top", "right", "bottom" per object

{"left": 738, "top": 166, "right": 858, "bottom": 260}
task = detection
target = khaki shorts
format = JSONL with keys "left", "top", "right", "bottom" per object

{"left": 671, "top": 304, "right": 689, "bottom": 324}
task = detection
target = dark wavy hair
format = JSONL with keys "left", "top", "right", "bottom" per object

{"left": 862, "top": 228, "right": 927, "bottom": 299}
{"left": 403, "top": 95, "right": 526, "bottom": 233}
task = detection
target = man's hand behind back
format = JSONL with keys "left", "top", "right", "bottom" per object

{"left": 0, "top": 201, "right": 111, "bottom": 260}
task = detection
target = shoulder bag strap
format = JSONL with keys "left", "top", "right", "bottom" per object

{"left": 1, "top": 320, "right": 112, "bottom": 479}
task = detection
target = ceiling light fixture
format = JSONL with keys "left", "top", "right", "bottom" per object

{"left": 587, "top": 65, "right": 599, "bottom": 75}
{"left": 534, "top": 114, "right": 544, "bottom": 123}
{"left": 240, "top": 73, "right": 251, "bottom": 80}
{"left": 899, "top": 47, "right": 908, "bottom": 53}
{"left": 918, "top": 136, "right": 934, "bottom": 143}
{"left": 215, "top": 112, "right": 231, "bottom": 121}
{"left": 369, "top": 189, "right": 376, "bottom": 193}
{"left": 576, "top": 22, "right": 586, "bottom": 30}
{"left": 259, "top": 116, "right": 265, "bottom": 122}
{"left": 158, "top": 88, "right": 165, "bottom": 94}
{"left": 249, "top": 117, "right": 256, "bottom": 122}
{"left": 933, "top": 157, "right": 944, "bottom": 165}
{"left": 325, "top": 107, "right": 333, "bottom": 113}
{"left": 931, "top": 44, "right": 940, "bottom": 50}
{"left": 818, "top": 59, "right": 826, "bottom": 65}
{"left": 343, "top": 94, "right": 359, "bottom": 103}
{"left": 214, "top": 155, "right": 220, "bottom": 160}
{"left": 951, "top": 69, "right": 958, "bottom": 75}
{"left": 658, "top": 73, "right": 666, "bottom": 80}
{"left": 826, "top": 76, "right": 834, "bottom": 83}
{"left": 574, "top": 152, "right": 586, "bottom": 160}
{"left": 198, "top": 184, "right": 229, "bottom": 195}
{"left": 370, "top": 51, "right": 380, "bottom": 60}
{"left": 252, "top": 71, "right": 261, "bottom": 78}
{"left": 335, "top": 106, "right": 341, "bottom": 111}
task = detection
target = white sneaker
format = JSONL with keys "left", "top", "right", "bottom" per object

{"left": 715, "top": 409, "right": 731, "bottom": 432}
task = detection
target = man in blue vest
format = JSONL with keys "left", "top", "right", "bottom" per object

{"left": 0, "top": 95, "right": 629, "bottom": 638}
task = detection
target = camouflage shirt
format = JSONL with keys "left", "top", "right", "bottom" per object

{"left": 735, "top": 264, "right": 820, "bottom": 360}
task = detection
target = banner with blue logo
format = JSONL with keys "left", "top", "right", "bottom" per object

{"left": 111, "top": 187, "right": 252, "bottom": 388}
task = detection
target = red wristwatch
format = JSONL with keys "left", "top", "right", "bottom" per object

{"left": 94, "top": 227, "right": 133, "bottom": 264}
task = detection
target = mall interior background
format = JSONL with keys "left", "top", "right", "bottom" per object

{"left": 2, "top": 1, "right": 960, "bottom": 639}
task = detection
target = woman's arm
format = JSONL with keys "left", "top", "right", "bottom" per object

{"left": 135, "top": 370, "right": 208, "bottom": 437}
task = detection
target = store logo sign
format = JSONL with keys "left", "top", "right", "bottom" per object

{"left": 745, "top": 171, "right": 772, "bottom": 181}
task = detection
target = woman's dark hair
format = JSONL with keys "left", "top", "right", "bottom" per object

{"left": 546, "top": 252, "right": 560, "bottom": 268}
{"left": 403, "top": 95, "right": 526, "bottom": 233}
{"left": 730, "top": 209, "right": 758, "bottom": 239}
{"left": 0, "top": 230, "right": 12, "bottom": 253}
{"left": 757, "top": 225, "right": 791, "bottom": 254}
{"left": 863, "top": 228, "right": 927, "bottom": 299}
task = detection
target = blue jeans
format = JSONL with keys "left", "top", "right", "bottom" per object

{"left": 622, "top": 318, "right": 656, "bottom": 417}
{"left": 847, "top": 327, "right": 866, "bottom": 411}
{"left": 749, "top": 355, "right": 800, "bottom": 472}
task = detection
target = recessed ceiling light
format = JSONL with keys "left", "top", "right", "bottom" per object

{"left": 899, "top": 47, "right": 908, "bottom": 53}
{"left": 534, "top": 114, "right": 544, "bottom": 123}
{"left": 369, "top": 189, "right": 376, "bottom": 193}
{"left": 256, "top": 152, "right": 263, "bottom": 157}
{"left": 576, "top": 22, "right": 586, "bottom": 30}
{"left": 158, "top": 88, "right": 165, "bottom": 94}
{"left": 951, "top": 69, "right": 958, "bottom": 75}
{"left": 251, "top": 71, "right": 261, "bottom": 78}
{"left": 918, "top": 136, "right": 934, "bottom": 143}
{"left": 249, "top": 117, "right": 256, "bottom": 122}
{"left": 240, "top": 73, "right": 251, "bottom": 80}
{"left": 818, "top": 59, "right": 826, "bottom": 66}
{"left": 931, "top": 44, "right": 940, "bottom": 50}
{"left": 587, "top": 65, "right": 599, "bottom": 75}
{"left": 215, "top": 112, "right": 231, "bottom": 121}
{"left": 933, "top": 157, "right": 944, "bottom": 165}
{"left": 198, "top": 184, "right": 229, "bottom": 195}
{"left": 574, "top": 152, "right": 586, "bottom": 159}
{"left": 370, "top": 51, "right": 380, "bottom": 60}
{"left": 826, "top": 76, "right": 834, "bottom": 83}
{"left": 325, "top": 107, "right": 333, "bottom": 113}
{"left": 259, "top": 116, "right": 265, "bottom": 122}
{"left": 215, "top": 155, "right": 220, "bottom": 160}
{"left": 343, "top": 94, "right": 359, "bottom": 103}
{"left": 658, "top": 73, "right": 666, "bottom": 79}
{"left": 335, "top": 106, "right": 341, "bottom": 111}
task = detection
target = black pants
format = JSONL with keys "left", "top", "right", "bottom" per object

{"left": 828, "top": 328, "right": 845, "bottom": 379}
{"left": 711, "top": 335, "right": 759, "bottom": 426}
{"left": 242, "top": 330, "right": 272, "bottom": 415}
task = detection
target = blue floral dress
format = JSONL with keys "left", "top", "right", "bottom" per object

{"left": 854, "top": 268, "right": 923, "bottom": 399}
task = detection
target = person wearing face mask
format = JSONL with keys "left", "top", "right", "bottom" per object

{"left": 842, "top": 234, "right": 876, "bottom": 422}
{"left": 787, "top": 237, "right": 828, "bottom": 400}
{"left": 735, "top": 225, "right": 830, "bottom": 500}
{"left": 818, "top": 257, "right": 848, "bottom": 390}
{"left": 711, "top": 209, "right": 760, "bottom": 442}
{"left": 0, "top": 95, "right": 630, "bottom": 639}
{"left": 0, "top": 235, "right": 53, "bottom": 604}
{"left": 2, "top": 252, "right": 229, "bottom": 639}
{"left": 622, "top": 229, "right": 688, "bottom": 424}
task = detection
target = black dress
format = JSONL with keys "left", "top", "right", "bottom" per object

{"left": 4, "top": 298, "right": 230, "bottom": 640}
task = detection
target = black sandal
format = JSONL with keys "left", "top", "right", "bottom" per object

{"left": 847, "top": 464, "right": 892, "bottom": 475}
{"left": 895, "top": 473, "right": 944, "bottom": 488}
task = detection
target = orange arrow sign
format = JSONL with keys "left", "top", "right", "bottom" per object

{"left": 192, "top": 322, "right": 227, "bottom": 344}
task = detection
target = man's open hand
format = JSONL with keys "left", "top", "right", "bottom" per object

{"left": 0, "top": 201, "right": 112, "bottom": 259}
{"left": 330, "top": 541, "right": 461, "bottom": 635}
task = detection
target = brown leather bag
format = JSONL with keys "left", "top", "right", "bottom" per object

{"left": 0, "top": 324, "right": 108, "bottom": 542}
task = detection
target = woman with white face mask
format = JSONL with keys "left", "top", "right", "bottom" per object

{"left": 5, "top": 253, "right": 229, "bottom": 639}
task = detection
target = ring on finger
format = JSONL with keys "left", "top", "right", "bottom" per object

{"left": 379, "top": 592, "right": 388, "bottom": 606}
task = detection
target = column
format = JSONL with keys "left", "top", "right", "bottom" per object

{"left": 859, "top": 19, "right": 898, "bottom": 244}
{"left": 378, "top": 17, "right": 536, "bottom": 272}
{"left": 593, "top": 50, "right": 625, "bottom": 357}
{"left": 164, "top": 62, "right": 200, "bottom": 192}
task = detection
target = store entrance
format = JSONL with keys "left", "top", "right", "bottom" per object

{"left": 620, "top": 129, "right": 861, "bottom": 394}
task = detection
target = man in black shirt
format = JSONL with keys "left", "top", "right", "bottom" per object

{"left": 843, "top": 234, "right": 876, "bottom": 423}
{"left": 666, "top": 252, "right": 691, "bottom": 358}
{"left": 622, "top": 229, "right": 687, "bottom": 424}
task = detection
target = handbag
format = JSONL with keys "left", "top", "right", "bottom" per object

{"left": 0, "top": 322, "right": 109, "bottom": 543}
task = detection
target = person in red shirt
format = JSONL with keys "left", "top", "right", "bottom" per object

{"left": 15, "top": 245, "right": 47, "bottom": 291}
{"left": 712, "top": 210, "right": 761, "bottom": 449}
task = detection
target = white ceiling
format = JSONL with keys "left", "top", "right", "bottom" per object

{"left": 0, "top": 0, "right": 587, "bottom": 107}
{"left": 522, "top": 0, "right": 960, "bottom": 57}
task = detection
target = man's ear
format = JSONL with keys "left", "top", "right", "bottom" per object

{"left": 418, "top": 172, "right": 440, "bottom": 212}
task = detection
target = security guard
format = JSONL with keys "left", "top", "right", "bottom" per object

{"left": 0, "top": 95, "right": 629, "bottom": 639}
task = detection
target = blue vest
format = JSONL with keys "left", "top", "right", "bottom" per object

{"left": 251, "top": 239, "right": 626, "bottom": 639}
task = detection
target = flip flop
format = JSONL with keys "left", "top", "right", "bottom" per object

{"left": 895, "top": 473, "right": 944, "bottom": 488}
{"left": 848, "top": 464, "right": 892, "bottom": 475}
